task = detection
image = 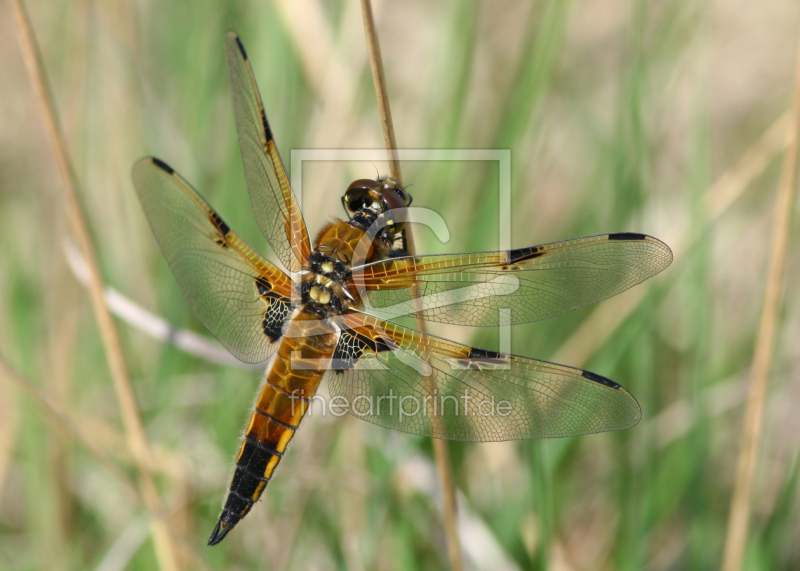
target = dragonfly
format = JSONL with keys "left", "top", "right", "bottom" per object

{"left": 132, "top": 32, "right": 673, "bottom": 546}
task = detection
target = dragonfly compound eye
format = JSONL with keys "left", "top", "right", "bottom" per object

{"left": 343, "top": 180, "right": 384, "bottom": 218}
{"left": 380, "top": 188, "right": 407, "bottom": 212}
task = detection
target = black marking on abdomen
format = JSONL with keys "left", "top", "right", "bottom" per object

{"left": 151, "top": 157, "right": 174, "bottom": 174}
{"left": 235, "top": 439, "right": 279, "bottom": 484}
{"left": 608, "top": 232, "right": 646, "bottom": 241}
{"left": 581, "top": 370, "right": 620, "bottom": 389}
{"left": 220, "top": 440, "right": 281, "bottom": 524}
{"left": 508, "top": 246, "right": 544, "bottom": 263}
{"left": 233, "top": 463, "right": 271, "bottom": 484}
{"left": 230, "top": 490, "right": 257, "bottom": 504}
{"left": 211, "top": 444, "right": 273, "bottom": 547}
{"left": 245, "top": 434, "right": 284, "bottom": 457}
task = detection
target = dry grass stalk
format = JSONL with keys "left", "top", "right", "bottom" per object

{"left": 0, "top": 359, "right": 20, "bottom": 494}
{"left": 720, "top": 28, "right": 800, "bottom": 571}
{"left": 45, "top": 283, "right": 80, "bottom": 569}
{"left": 360, "top": 0, "right": 402, "bottom": 182}
{"left": 359, "top": 2, "right": 464, "bottom": 569}
{"left": 9, "top": 1, "right": 181, "bottom": 569}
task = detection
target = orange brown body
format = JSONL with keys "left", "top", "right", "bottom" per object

{"left": 210, "top": 219, "right": 366, "bottom": 543}
{"left": 132, "top": 31, "right": 671, "bottom": 549}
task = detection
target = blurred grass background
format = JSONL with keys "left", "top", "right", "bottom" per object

{"left": 1, "top": 0, "right": 800, "bottom": 569}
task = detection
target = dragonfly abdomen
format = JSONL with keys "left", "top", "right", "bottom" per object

{"left": 208, "top": 313, "right": 337, "bottom": 545}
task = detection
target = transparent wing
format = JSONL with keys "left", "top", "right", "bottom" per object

{"left": 324, "top": 311, "right": 641, "bottom": 442}
{"left": 353, "top": 233, "right": 672, "bottom": 326}
{"left": 224, "top": 32, "right": 311, "bottom": 271}
{"left": 132, "top": 157, "right": 293, "bottom": 364}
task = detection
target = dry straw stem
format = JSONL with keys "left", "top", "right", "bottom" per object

{"left": 9, "top": 2, "right": 181, "bottom": 569}
{"left": 0, "top": 353, "right": 20, "bottom": 495}
{"left": 359, "top": 2, "right": 464, "bottom": 570}
{"left": 720, "top": 28, "right": 800, "bottom": 571}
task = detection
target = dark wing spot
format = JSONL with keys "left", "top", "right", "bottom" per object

{"left": 508, "top": 246, "right": 544, "bottom": 263}
{"left": 234, "top": 34, "right": 248, "bottom": 59}
{"left": 581, "top": 370, "right": 621, "bottom": 389}
{"left": 255, "top": 277, "right": 272, "bottom": 297}
{"left": 468, "top": 348, "right": 501, "bottom": 360}
{"left": 151, "top": 157, "right": 174, "bottom": 174}
{"left": 262, "top": 111, "right": 274, "bottom": 142}
{"left": 370, "top": 335, "right": 396, "bottom": 354}
{"left": 608, "top": 232, "right": 646, "bottom": 241}
{"left": 460, "top": 347, "right": 509, "bottom": 370}
{"left": 209, "top": 210, "right": 231, "bottom": 237}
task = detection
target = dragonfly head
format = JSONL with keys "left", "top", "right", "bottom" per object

{"left": 343, "top": 177, "right": 412, "bottom": 259}
{"left": 341, "top": 177, "right": 412, "bottom": 221}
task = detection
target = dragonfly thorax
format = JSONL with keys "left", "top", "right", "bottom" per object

{"left": 298, "top": 252, "right": 354, "bottom": 318}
